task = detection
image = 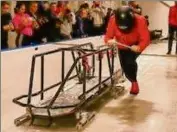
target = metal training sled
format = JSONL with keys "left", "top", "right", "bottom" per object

{"left": 12, "top": 43, "right": 124, "bottom": 130}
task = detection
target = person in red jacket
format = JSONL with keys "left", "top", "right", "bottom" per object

{"left": 105, "top": 6, "right": 150, "bottom": 95}
{"left": 167, "top": 2, "right": 177, "bottom": 55}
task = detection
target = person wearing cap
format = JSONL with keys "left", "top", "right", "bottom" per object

{"left": 104, "top": 6, "right": 150, "bottom": 95}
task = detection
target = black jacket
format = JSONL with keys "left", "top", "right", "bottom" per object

{"left": 1, "top": 13, "right": 12, "bottom": 41}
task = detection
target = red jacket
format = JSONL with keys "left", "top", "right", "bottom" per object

{"left": 169, "top": 5, "right": 177, "bottom": 26}
{"left": 104, "top": 15, "right": 150, "bottom": 52}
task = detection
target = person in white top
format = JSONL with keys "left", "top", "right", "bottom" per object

{"left": 60, "top": 9, "right": 73, "bottom": 39}
{"left": 90, "top": 1, "right": 106, "bottom": 36}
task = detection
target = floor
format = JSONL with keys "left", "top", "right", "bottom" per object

{"left": 1, "top": 42, "right": 177, "bottom": 132}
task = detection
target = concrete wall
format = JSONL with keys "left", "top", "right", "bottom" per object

{"left": 138, "top": 1, "right": 170, "bottom": 37}
{"left": 163, "top": 1, "right": 174, "bottom": 6}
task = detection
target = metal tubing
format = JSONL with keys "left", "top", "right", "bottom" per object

{"left": 13, "top": 75, "right": 77, "bottom": 107}
{"left": 106, "top": 51, "right": 113, "bottom": 84}
{"left": 83, "top": 66, "right": 87, "bottom": 99}
{"left": 61, "top": 51, "right": 65, "bottom": 82}
{"left": 41, "top": 56, "right": 44, "bottom": 100}
{"left": 27, "top": 56, "right": 36, "bottom": 105}
{"left": 48, "top": 58, "right": 79, "bottom": 108}
{"left": 14, "top": 44, "right": 119, "bottom": 111}
{"left": 35, "top": 43, "right": 94, "bottom": 57}
{"left": 98, "top": 53, "right": 102, "bottom": 90}
{"left": 71, "top": 51, "right": 81, "bottom": 81}
{"left": 111, "top": 48, "right": 115, "bottom": 86}
{"left": 79, "top": 77, "right": 112, "bottom": 99}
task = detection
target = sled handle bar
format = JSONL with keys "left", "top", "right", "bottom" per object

{"left": 96, "top": 42, "right": 131, "bottom": 54}
{"left": 98, "top": 42, "right": 132, "bottom": 49}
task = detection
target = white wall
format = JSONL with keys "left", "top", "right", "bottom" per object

{"left": 163, "top": 1, "right": 174, "bottom": 6}
{"left": 138, "top": 1, "right": 170, "bottom": 37}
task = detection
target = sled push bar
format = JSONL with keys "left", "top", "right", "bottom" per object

{"left": 104, "top": 41, "right": 177, "bottom": 58}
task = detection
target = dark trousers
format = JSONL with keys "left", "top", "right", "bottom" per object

{"left": 168, "top": 25, "right": 177, "bottom": 53}
{"left": 16, "top": 34, "right": 33, "bottom": 47}
{"left": 1, "top": 39, "right": 8, "bottom": 50}
{"left": 118, "top": 49, "right": 140, "bottom": 82}
{"left": 22, "top": 35, "right": 33, "bottom": 46}
{"left": 93, "top": 26, "right": 104, "bottom": 36}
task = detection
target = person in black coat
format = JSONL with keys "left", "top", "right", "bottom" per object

{"left": 104, "top": 8, "right": 113, "bottom": 33}
{"left": 1, "top": 1, "right": 14, "bottom": 49}
{"left": 38, "top": 2, "right": 61, "bottom": 42}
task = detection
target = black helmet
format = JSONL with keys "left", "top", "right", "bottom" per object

{"left": 115, "top": 6, "right": 135, "bottom": 32}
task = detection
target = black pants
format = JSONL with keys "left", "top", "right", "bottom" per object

{"left": 118, "top": 49, "right": 140, "bottom": 82}
{"left": 22, "top": 35, "right": 33, "bottom": 46}
{"left": 16, "top": 34, "right": 33, "bottom": 47}
{"left": 93, "top": 26, "right": 104, "bottom": 36}
{"left": 1, "top": 39, "right": 8, "bottom": 50}
{"left": 168, "top": 25, "right": 177, "bottom": 53}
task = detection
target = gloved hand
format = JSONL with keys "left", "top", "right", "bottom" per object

{"left": 107, "top": 39, "right": 117, "bottom": 47}
{"left": 130, "top": 45, "right": 141, "bottom": 53}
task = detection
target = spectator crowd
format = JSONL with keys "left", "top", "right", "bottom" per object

{"left": 1, "top": 1, "right": 114, "bottom": 49}
{"left": 1, "top": 1, "right": 145, "bottom": 50}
